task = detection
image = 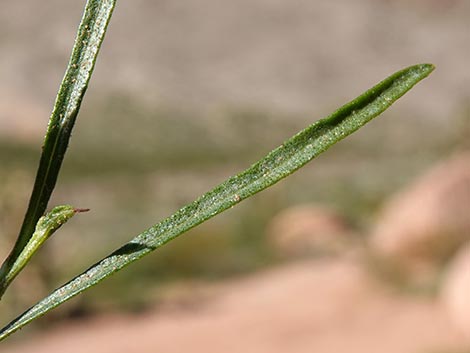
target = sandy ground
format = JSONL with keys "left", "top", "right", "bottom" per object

{"left": 1, "top": 0, "right": 469, "bottom": 141}
{"left": 4, "top": 258, "right": 468, "bottom": 353}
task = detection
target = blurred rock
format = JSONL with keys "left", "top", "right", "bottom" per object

{"left": 266, "top": 204, "right": 354, "bottom": 257}
{"left": 371, "top": 152, "right": 470, "bottom": 276}
{"left": 441, "top": 243, "right": 470, "bottom": 340}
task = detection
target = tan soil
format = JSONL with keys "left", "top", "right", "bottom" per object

{"left": 5, "top": 259, "right": 468, "bottom": 353}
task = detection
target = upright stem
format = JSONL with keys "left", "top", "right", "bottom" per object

{"left": 0, "top": 0, "right": 117, "bottom": 298}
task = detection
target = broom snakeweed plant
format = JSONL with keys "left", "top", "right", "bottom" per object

{"left": 0, "top": 0, "right": 434, "bottom": 341}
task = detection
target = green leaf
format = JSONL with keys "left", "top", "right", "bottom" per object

{"left": 0, "top": 0, "right": 116, "bottom": 298}
{"left": 2, "top": 206, "right": 87, "bottom": 290}
{"left": 0, "top": 63, "right": 434, "bottom": 340}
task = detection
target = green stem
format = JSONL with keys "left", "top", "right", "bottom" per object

{"left": 0, "top": 0, "right": 116, "bottom": 298}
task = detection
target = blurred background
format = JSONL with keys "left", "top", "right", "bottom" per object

{"left": 1, "top": 0, "right": 469, "bottom": 352}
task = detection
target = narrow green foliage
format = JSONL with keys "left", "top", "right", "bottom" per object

{"left": 2, "top": 206, "right": 86, "bottom": 292}
{"left": 0, "top": 63, "right": 434, "bottom": 340}
{"left": 0, "top": 0, "right": 116, "bottom": 298}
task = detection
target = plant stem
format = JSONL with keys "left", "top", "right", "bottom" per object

{"left": 0, "top": 0, "right": 117, "bottom": 299}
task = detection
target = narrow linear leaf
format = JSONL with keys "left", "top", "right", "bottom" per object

{"left": 0, "top": 63, "right": 434, "bottom": 340}
{"left": 0, "top": 0, "right": 116, "bottom": 297}
{"left": 3, "top": 206, "right": 88, "bottom": 291}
